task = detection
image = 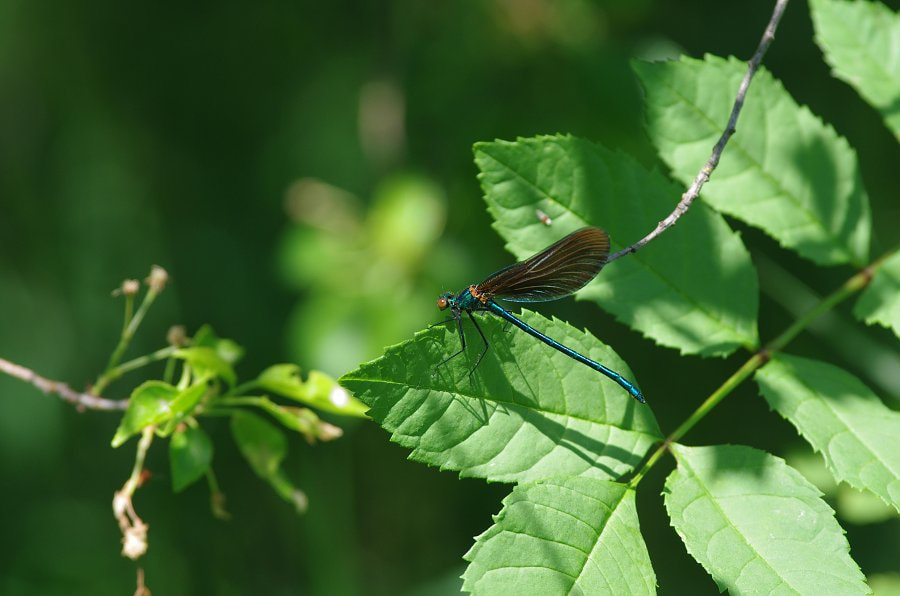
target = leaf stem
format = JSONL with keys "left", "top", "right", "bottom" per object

{"left": 206, "top": 468, "right": 230, "bottom": 519}
{"left": 94, "top": 345, "right": 177, "bottom": 395}
{"left": 122, "top": 292, "right": 135, "bottom": 338}
{"left": 218, "top": 396, "right": 264, "bottom": 407}
{"left": 226, "top": 380, "right": 260, "bottom": 397}
{"left": 106, "top": 288, "right": 160, "bottom": 373}
{"left": 102, "top": 266, "right": 169, "bottom": 385}
{"left": 163, "top": 356, "right": 176, "bottom": 385}
{"left": 764, "top": 263, "right": 877, "bottom": 353}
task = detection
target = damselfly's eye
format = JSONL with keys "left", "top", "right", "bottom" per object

{"left": 437, "top": 296, "right": 449, "bottom": 310}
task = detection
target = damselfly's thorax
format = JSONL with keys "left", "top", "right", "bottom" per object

{"left": 468, "top": 284, "right": 489, "bottom": 304}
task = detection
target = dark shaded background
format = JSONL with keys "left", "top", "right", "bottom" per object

{"left": 1, "top": 1, "right": 897, "bottom": 594}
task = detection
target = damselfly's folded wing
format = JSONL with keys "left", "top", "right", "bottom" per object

{"left": 476, "top": 227, "right": 610, "bottom": 303}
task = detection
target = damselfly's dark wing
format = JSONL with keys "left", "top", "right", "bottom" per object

{"left": 476, "top": 227, "right": 610, "bottom": 303}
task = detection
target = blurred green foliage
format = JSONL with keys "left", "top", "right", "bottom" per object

{"left": 0, "top": 0, "right": 897, "bottom": 594}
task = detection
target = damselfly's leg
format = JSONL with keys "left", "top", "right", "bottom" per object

{"left": 467, "top": 311, "right": 490, "bottom": 375}
{"left": 429, "top": 316, "right": 456, "bottom": 329}
{"left": 437, "top": 314, "right": 467, "bottom": 368}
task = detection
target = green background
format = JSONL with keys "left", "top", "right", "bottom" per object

{"left": 0, "top": 1, "right": 897, "bottom": 594}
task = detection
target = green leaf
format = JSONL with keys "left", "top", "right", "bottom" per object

{"left": 254, "top": 397, "right": 343, "bottom": 442}
{"left": 230, "top": 411, "right": 307, "bottom": 513}
{"left": 155, "top": 381, "right": 209, "bottom": 438}
{"left": 192, "top": 324, "right": 245, "bottom": 365}
{"left": 170, "top": 425, "right": 213, "bottom": 492}
{"left": 665, "top": 444, "right": 869, "bottom": 595}
{"left": 810, "top": 0, "right": 900, "bottom": 139}
{"left": 340, "top": 310, "right": 661, "bottom": 484}
{"left": 854, "top": 249, "right": 900, "bottom": 339}
{"left": 111, "top": 381, "right": 178, "bottom": 447}
{"left": 463, "top": 478, "right": 656, "bottom": 595}
{"left": 755, "top": 354, "right": 900, "bottom": 513}
{"left": 634, "top": 55, "right": 871, "bottom": 266}
{"left": 231, "top": 410, "right": 286, "bottom": 478}
{"left": 175, "top": 346, "right": 237, "bottom": 386}
{"left": 170, "top": 381, "right": 208, "bottom": 417}
{"left": 256, "top": 364, "right": 368, "bottom": 417}
{"left": 475, "top": 135, "right": 758, "bottom": 357}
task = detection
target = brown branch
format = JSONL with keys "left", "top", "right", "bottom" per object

{"left": 0, "top": 356, "right": 128, "bottom": 411}
{"left": 606, "top": 0, "right": 790, "bottom": 263}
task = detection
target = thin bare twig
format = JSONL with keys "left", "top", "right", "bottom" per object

{"left": 134, "top": 567, "right": 150, "bottom": 596}
{"left": 0, "top": 356, "right": 128, "bottom": 411}
{"left": 114, "top": 426, "right": 155, "bottom": 560}
{"left": 606, "top": 0, "right": 790, "bottom": 263}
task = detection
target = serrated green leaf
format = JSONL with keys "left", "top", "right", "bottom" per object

{"left": 170, "top": 425, "right": 213, "bottom": 492}
{"left": 665, "top": 444, "right": 869, "bottom": 595}
{"left": 230, "top": 411, "right": 307, "bottom": 513}
{"left": 854, "top": 249, "right": 900, "bottom": 339}
{"left": 475, "top": 135, "right": 758, "bottom": 357}
{"left": 111, "top": 381, "right": 179, "bottom": 447}
{"left": 756, "top": 354, "right": 900, "bottom": 513}
{"left": 340, "top": 311, "right": 661, "bottom": 484}
{"left": 231, "top": 410, "right": 286, "bottom": 478}
{"left": 256, "top": 364, "right": 368, "bottom": 417}
{"left": 462, "top": 478, "right": 656, "bottom": 595}
{"left": 810, "top": 0, "right": 900, "bottom": 139}
{"left": 175, "top": 346, "right": 236, "bottom": 386}
{"left": 635, "top": 55, "right": 871, "bottom": 266}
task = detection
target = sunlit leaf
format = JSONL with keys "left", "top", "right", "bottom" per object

{"left": 853, "top": 249, "right": 900, "bottom": 339}
{"left": 170, "top": 425, "right": 213, "bottom": 493}
{"left": 463, "top": 477, "right": 656, "bottom": 595}
{"left": 340, "top": 311, "right": 661, "bottom": 484}
{"left": 256, "top": 364, "right": 368, "bottom": 417}
{"left": 170, "top": 381, "right": 208, "bottom": 417}
{"left": 635, "top": 54, "right": 871, "bottom": 266}
{"left": 175, "top": 346, "right": 236, "bottom": 386}
{"left": 476, "top": 135, "right": 758, "bottom": 357}
{"left": 810, "top": 0, "right": 900, "bottom": 138}
{"left": 665, "top": 444, "right": 869, "bottom": 594}
{"left": 111, "top": 381, "right": 178, "bottom": 447}
{"left": 756, "top": 354, "right": 900, "bottom": 513}
{"left": 254, "top": 396, "right": 343, "bottom": 442}
{"left": 192, "top": 324, "right": 245, "bottom": 365}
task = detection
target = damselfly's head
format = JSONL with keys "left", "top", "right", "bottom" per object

{"left": 437, "top": 291, "right": 455, "bottom": 311}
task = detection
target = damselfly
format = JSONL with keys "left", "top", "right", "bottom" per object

{"left": 436, "top": 227, "right": 644, "bottom": 402}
